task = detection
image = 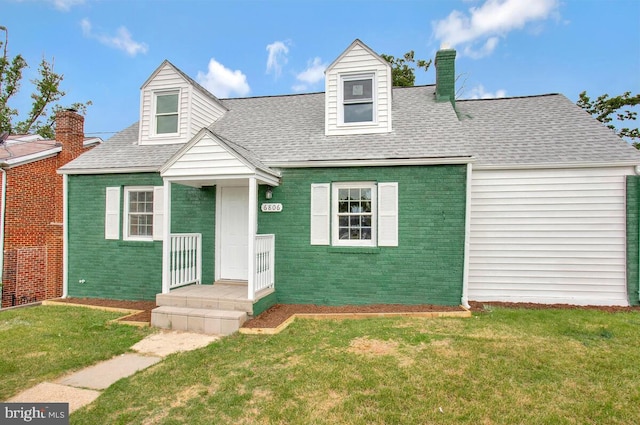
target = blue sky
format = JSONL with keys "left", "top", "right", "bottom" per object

{"left": 2, "top": 0, "right": 639, "bottom": 138}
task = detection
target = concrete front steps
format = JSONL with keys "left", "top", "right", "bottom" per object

{"left": 151, "top": 283, "right": 253, "bottom": 335}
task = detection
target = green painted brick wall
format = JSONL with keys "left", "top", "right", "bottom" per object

{"left": 67, "top": 173, "right": 216, "bottom": 300}
{"left": 626, "top": 176, "right": 639, "bottom": 306}
{"left": 257, "top": 165, "right": 467, "bottom": 306}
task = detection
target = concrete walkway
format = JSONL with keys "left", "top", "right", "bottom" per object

{"left": 7, "top": 330, "right": 219, "bottom": 413}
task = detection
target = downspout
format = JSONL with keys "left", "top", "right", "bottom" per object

{"left": 461, "top": 162, "right": 472, "bottom": 309}
{"left": 62, "top": 174, "right": 68, "bottom": 298}
{"left": 0, "top": 167, "right": 6, "bottom": 306}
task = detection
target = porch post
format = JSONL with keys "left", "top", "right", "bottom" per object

{"left": 161, "top": 179, "right": 172, "bottom": 294}
{"left": 247, "top": 177, "right": 257, "bottom": 301}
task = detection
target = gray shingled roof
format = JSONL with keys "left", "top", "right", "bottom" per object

{"left": 60, "top": 85, "right": 640, "bottom": 173}
{"left": 456, "top": 94, "right": 640, "bottom": 166}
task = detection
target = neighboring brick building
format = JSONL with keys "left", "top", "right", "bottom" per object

{"left": 0, "top": 110, "right": 101, "bottom": 308}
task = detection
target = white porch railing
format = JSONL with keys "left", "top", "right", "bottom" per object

{"left": 254, "top": 234, "right": 275, "bottom": 296}
{"left": 170, "top": 233, "right": 202, "bottom": 289}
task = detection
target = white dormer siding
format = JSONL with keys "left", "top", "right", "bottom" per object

{"left": 138, "top": 61, "right": 227, "bottom": 146}
{"left": 325, "top": 40, "right": 393, "bottom": 136}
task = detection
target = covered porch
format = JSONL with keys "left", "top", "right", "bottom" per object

{"left": 158, "top": 128, "right": 281, "bottom": 303}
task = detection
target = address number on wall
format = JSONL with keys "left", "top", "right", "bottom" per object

{"left": 261, "top": 203, "right": 283, "bottom": 212}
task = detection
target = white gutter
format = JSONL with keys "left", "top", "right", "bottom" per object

{"left": 0, "top": 168, "right": 6, "bottom": 307}
{"left": 58, "top": 166, "right": 160, "bottom": 175}
{"left": 266, "top": 156, "right": 475, "bottom": 168}
{"left": 62, "top": 174, "right": 68, "bottom": 298}
{"left": 475, "top": 161, "right": 640, "bottom": 171}
{"left": 461, "top": 162, "right": 472, "bottom": 309}
{"left": 2, "top": 148, "right": 61, "bottom": 168}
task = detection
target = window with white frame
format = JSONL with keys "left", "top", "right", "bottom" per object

{"left": 333, "top": 182, "right": 376, "bottom": 246}
{"left": 341, "top": 75, "right": 374, "bottom": 124}
{"left": 124, "top": 187, "right": 154, "bottom": 240}
{"left": 154, "top": 91, "right": 179, "bottom": 135}
{"left": 105, "top": 186, "right": 164, "bottom": 242}
{"left": 310, "top": 181, "right": 398, "bottom": 248}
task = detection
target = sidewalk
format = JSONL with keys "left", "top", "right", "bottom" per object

{"left": 7, "top": 330, "right": 219, "bottom": 413}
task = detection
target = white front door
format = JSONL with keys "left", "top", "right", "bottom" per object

{"left": 219, "top": 186, "right": 249, "bottom": 280}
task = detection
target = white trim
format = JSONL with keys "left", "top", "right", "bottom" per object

{"left": 267, "top": 157, "right": 475, "bottom": 168}
{"left": 152, "top": 89, "right": 180, "bottom": 138}
{"left": 83, "top": 137, "right": 102, "bottom": 147}
{"left": 214, "top": 187, "right": 222, "bottom": 282}
{"left": 1, "top": 147, "right": 61, "bottom": 168}
{"left": 475, "top": 161, "right": 640, "bottom": 171}
{"left": 123, "top": 186, "right": 155, "bottom": 242}
{"left": 62, "top": 174, "right": 68, "bottom": 298}
{"left": 248, "top": 177, "right": 257, "bottom": 301}
{"left": 461, "top": 163, "right": 472, "bottom": 308}
{"left": 0, "top": 169, "right": 6, "bottom": 304}
{"left": 161, "top": 180, "right": 171, "bottom": 293}
{"left": 58, "top": 167, "right": 160, "bottom": 175}
{"left": 332, "top": 182, "right": 377, "bottom": 247}
{"left": 339, "top": 73, "right": 376, "bottom": 126}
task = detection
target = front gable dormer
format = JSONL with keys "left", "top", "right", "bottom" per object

{"left": 138, "top": 60, "right": 228, "bottom": 145}
{"left": 325, "top": 39, "right": 393, "bottom": 136}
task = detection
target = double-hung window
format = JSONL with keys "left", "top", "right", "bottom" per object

{"left": 342, "top": 75, "right": 374, "bottom": 124}
{"left": 124, "top": 188, "right": 154, "bottom": 240}
{"left": 154, "top": 91, "right": 179, "bottom": 135}
{"left": 105, "top": 186, "right": 164, "bottom": 241}
{"left": 310, "top": 181, "right": 398, "bottom": 247}
{"left": 334, "top": 183, "right": 376, "bottom": 246}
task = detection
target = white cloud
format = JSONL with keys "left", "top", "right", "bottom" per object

{"left": 465, "top": 84, "right": 507, "bottom": 99}
{"left": 197, "top": 58, "right": 250, "bottom": 98}
{"left": 433, "top": 0, "right": 559, "bottom": 58}
{"left": 292, "top": 57, "right": 327, "bottom": 92}
{"left": 80, "top": 18, "right": 148, "bottom": 57}
{"left": 50, "top": 0, "right": 84, "bottom": 11}
{"left": 266, "top": 41, "right": 290, "bottom": 78}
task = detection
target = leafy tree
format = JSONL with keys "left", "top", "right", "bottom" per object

{"left": 577, "top": 91, "right": 640, "bottom": 148}
{"left": 0, "top": 25, "right": 90, "bottom": 139}
{"left": 381, "top": 51, "right": 431, "bottom": 87}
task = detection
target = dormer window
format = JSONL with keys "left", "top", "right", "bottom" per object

{"left": 341, "top": 74, "right": 375, "bottom": 124}
{"left": 154, "top": 91, "right": 179, "bottom": 135}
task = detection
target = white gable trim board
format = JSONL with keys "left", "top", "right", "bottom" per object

{"left": 468, "top": 167, "right": 634, "bottom": 306}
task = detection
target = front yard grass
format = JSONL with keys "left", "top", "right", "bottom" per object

{"left": 72, "top": 307, "right": 640, "bottom": 424}
{"left": 0, "top": 305, "right": 153, "bottom": 400}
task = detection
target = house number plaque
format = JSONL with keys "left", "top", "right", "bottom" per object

{"left": 261, "top": 203, "right": 283, "bottom": 212}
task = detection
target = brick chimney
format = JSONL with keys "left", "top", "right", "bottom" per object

{"left": 435, "top": 46, "right": 457, "bottom": 108}
{"left": 55, "top": 109, "right": 85, "bottom": 165}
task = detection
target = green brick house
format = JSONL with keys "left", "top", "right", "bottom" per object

{"left": 59, "top": 40, "right": 640, "bottom": 334}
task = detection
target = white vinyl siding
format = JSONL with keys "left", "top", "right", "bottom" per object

{"left": 139, "top": 62, "right": 226, "bottom": 145}
{"left": 105, "top": 187, "right": 121, "bottom": 240}
{"left": 468, "top": 168, "right": 631, "bottom": 306}
{"left": 325, "top": 41, "right": 392, "bottom": 136}
{"left": 162, "top": 133, "right": 253, "bottom": 180}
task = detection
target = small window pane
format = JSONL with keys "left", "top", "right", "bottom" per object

{"left": 157, "top": 94, "right": 178, "bottom": 114}
{"left": 362, "top": 201, "right": 371, "bottom": 213}
{"left": 339, "top": 189, "right": 349, "bottom": 200}
{"left": 344, "top": 103, "right": 373, "bottom": 123}
{"left": 339, "top": 201, "right": 349, "bottom": 213}
{"left": 344, "top": 79, "right": 372, "bottom": 101}
{"left": 361, "top": 189, "right": 371, "bottom": 200}
{"left": 362, "top": 228, "right": 372, "bottom": 240}
{"left": 157, "top": 115, "right": 178, "bottom": 134}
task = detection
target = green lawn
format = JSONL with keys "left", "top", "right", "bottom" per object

{"left": 0, "top": 305, "right": 153, "bottom": 400}
{"left": 71, "top": 307, "right": 640, "bottom": 424}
